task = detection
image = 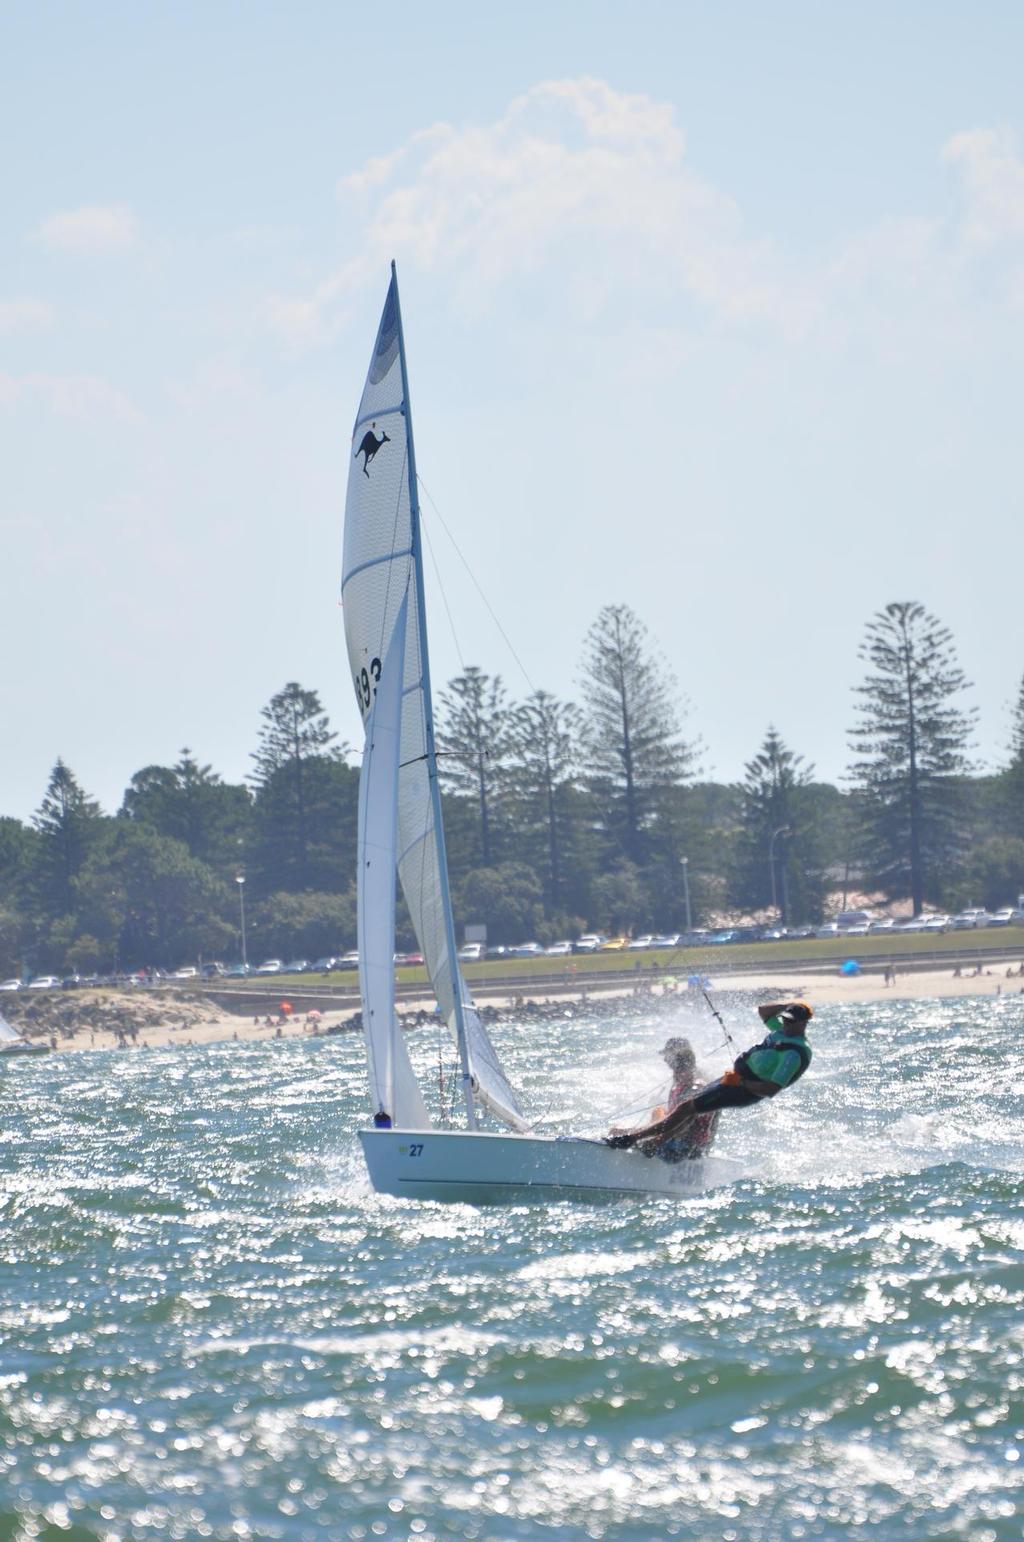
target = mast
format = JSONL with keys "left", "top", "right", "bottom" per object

{"left": 391, "top": 261, "right": 477, "bottom": 1129}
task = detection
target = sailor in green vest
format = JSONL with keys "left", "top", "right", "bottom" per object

{"left": 605, "top": 1001, "right": 813, "bottom": 1155}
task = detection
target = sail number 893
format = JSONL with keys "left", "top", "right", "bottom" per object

{"left": 355, "top": 656, "right": 382, "bottom": 710}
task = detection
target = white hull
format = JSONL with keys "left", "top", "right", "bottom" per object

{"left": 359, "top": 1128, "right": 743, "bottom": 1204}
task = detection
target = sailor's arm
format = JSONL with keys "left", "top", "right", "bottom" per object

{"left": 757, "top": 1002, "right": 790, "bottom": 1023}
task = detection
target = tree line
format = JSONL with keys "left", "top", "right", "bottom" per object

{"left": 1, "top": 602, "right": 1021, "bottom": 976}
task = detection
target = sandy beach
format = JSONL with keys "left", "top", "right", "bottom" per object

{"left": 4, "top": 958, "right": 1021, "bottom": 1056}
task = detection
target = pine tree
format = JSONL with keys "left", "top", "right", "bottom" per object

{"left": 730, "top": 727, "right": 827, "bottom": 924}
{"left": 122, "top": 748, "right": 251, "bottom": 876}
{"left": 848, "top": 602, "right": 975, "bottom": 914}
{"left": 436, "top": 668, "right": 510, "bottom": 869}
{"left": 505, "top": 690, "right": 586, "bottom": 915}
{"left": 578, "top": 604, "right": 695, "bottom": 865}
{"left": 32, "top": 760, "right": 103, "bottom": 918}
{"left": 249, "top": 684, "right": 346, "bottom": 892}
{"left": 1005, "top": 671, "right": 1024, "bottom": 838}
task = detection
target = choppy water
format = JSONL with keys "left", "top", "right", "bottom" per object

{"left": 2, "top": 995, "right": 1023, "bottom": 1541}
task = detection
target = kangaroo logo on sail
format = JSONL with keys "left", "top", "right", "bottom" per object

{"left": 355, "top": 423, "right": 390, "bottom": 478}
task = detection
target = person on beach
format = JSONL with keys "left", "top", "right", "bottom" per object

{"left": 605, "top": 1001, "right": 813, "bottom": 1154}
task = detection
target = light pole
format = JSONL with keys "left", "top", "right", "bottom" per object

{"left": 769, "top": 826, "right": 790, "bottom": 922}
{"left": 236, "top": 875, "right": 248, "bottom": 970}
{"left": 681, "top": 856, "right": 692, "bottom": 933}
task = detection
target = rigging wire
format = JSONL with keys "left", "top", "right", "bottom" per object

{"left": 420, "top": 505, "right": 466, "bottom": 674}
{"left": 417, "top": 473, "right": 536, "bottom": 696}
{"left": 701, "top": 987, "right": 740, "bottom": 1057}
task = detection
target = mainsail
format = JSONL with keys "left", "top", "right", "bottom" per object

{"left": 341, "top": 267, "right": 528, "bottom": 1133}
{"left": 0, "top": 1010, "right": 30, "bottom": 1052}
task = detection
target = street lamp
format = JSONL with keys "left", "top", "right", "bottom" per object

{"left": 236, "top": 875, "right": 248, "bottom": 970}
{"left": 681, "top": 856, "right": 693, "bottom": 933}
{"left": 769, "top": 826, "right": 791, "bottom": 921}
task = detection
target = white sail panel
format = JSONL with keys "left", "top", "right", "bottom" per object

{"left": 357, "top": 596, "right": 430, "bottom": 1129}
{"left": 0, "top": 1011, "right": 24, "bottom": 1046}
{"left": 342, "top": 271, "right": 527, "bottom": 1132}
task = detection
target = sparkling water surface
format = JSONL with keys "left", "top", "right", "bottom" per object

{"left": 2, "top": 996, "right": 1023, "bottom": 1540}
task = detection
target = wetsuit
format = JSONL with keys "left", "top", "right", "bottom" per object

{"left": 688, "top": 1017, "right": 811, "bottom": 1114}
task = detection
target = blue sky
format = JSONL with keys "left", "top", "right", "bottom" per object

{"left": 3, "top": 2, "right": 1023, "bottom": 820}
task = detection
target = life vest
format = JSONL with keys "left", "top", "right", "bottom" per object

{"left": 734, "top": 1031, "right": 811, "bottom": 1087}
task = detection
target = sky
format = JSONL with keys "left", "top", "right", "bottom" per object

{"left": 3, "top": 1, "right": 1023, "bottom": 821}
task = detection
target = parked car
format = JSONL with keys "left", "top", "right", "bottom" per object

{"left": 172, "top": 966, "right": 198, "bottom": 980}
{"left": 255, "top": 959, "right": 284, "bottom": 975}
{"left": 509, "top": 942, "right": 543, "bottom": 957}
{"left": 544, "top": 941, "right": 573, "bottom": 956}
{"left": 311, "top": 956, "right": 338, "bottom": 972}
{"left": 200, "top": 962, "right": 227, "bottom": 979}
{"left": 598, "top": 937, "right": 628, "bottom": 951}
{"left": 485, "top": 945, "right": 509, "bottom": 959}
{"left": 224, "top": 963, "right": 250, "bottom": 978}
{"left": 814, "top": 923, "right": 840, "bottom": 939}
{"left": 951, "top": 909, "right": 990, "bottom": 929}
{"left": 457, "top": 942, "right": 485, "bottom": 963}
{"left": 650, "top": 934, "right": 681, "bottom": 949}
{"left": 835, "top": 910, "right": 873, "bottom": 930}
{"left": 338, "top": 951, "right": 360, "bottom": 967}
{"left": 923, "top": 914, "right": 951, "bottom": 931}
{"left": 28, "top": 975, "right": 61, "bottom": 990}
{"left": 283, "top": 960, "right": 311, "bottom": 974}
{"left": 627, "top": 935, "right": 656, "bottom": 951}
{"left": 574, "top": 935, "right": 604, "bottom": 952}
{"left": 61, "top": 974, "right": 84, "bottom": 989}
{"left": 987, "top": 908, "right": 1015, "bottom": 927}
{"left": 0, "top": 978, "right": 22, "bottom": 991}
{"left": 868, "top": 918, "right": 897, "bottom": 934}
{"left": 403, "top": 952, "right": 424, "bottom": 966}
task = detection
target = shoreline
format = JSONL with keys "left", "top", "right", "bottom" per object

{"left": 4, "top": 962, "right": 1021, "bottom": 1056}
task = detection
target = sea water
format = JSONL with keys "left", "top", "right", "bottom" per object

{"left": 1, "top": 995, "right": 1023, "bottom": 1540}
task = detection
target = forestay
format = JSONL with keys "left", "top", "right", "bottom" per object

{"left": 341, "top": 269, "right": 527, "bottom": 1133}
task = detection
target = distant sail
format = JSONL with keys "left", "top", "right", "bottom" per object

{"left": 342, "top": 271, "right": 527, "bottom": 1132}
{"left": 0, "top": 1010, "right": 33, "bottom": 1054}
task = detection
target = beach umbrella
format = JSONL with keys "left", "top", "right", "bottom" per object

{"left": 307, "top": 1008, "right": 322, "bottom": 1021}
{"left": 279, "top": 1000, "right": 293, "bottom": 1014}
{"left": 840, "top": 960, "right": 860, "bottom": 976}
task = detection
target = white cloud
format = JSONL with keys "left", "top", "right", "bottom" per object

{"left": 267, "top": 81, "right": 1024, "bottom": 361}
{"left": 167, "top": 355, "right": 261, "bottom": 413}
{"left": 819, "top": 129, "right": 1024, "bottom": 334}
{"left": 942, "top": 127, "right": 1024, "bottom": 248}
{"left": 37, "top": 203, "right": 140, "bottom": 254}
{"left": 0, "top": 372, "right": 142, "bottom": 423}
{"left": 0, "top": 298, "right": 56, "bottom": 333}
{"left": 268, "top": 77, "right": 816, "bottom": 349}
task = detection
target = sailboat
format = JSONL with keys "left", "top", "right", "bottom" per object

{"left": 0, "top": 1009, "right": 46, "bottom": 1056}
{"left": 341, "top": 265, "right": 742, "bottom": 1202}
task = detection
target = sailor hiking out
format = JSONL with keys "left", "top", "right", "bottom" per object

{"left": 605, "top": 1001, "right": 813, "bottom": 1156}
